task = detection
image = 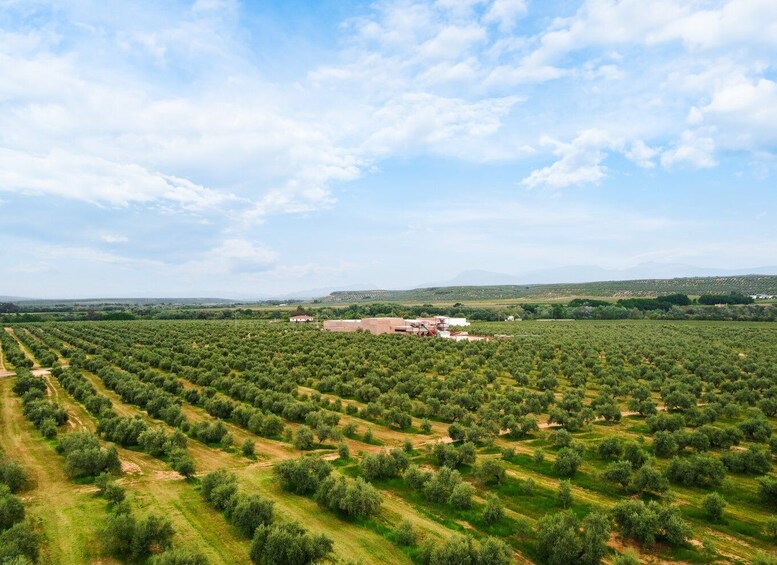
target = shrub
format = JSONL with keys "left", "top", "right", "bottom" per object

{"left": 56, "top": 432, "right": 121, "bottom": 479}
{"left": 231, "top": 494, "right": 274, "bottom": 538}
{"left": 201, "top": 469, "right": 238, "bottom": 506}
{"left": 477, "top": 459, "right": 506, "bottom": 486}
{"left": 293, "top": 426, "right": 315, "bottom": 450}
{"left": 554, "top": 448, "right": 582, "bottom": 477}
{"left": 557, "top": 479, "right": 573, "bottom": 508}
{"left": 0, "top": 522, "right": 41, "bottom": 563}
{"left": 403, "top": 465, "right": 432, "bottom": 490}
{"left": 448, "top": 482, "right": 475, "bottom": 510}
{"left": 274, "top": 457, "right": 332, "bottom": 495}
{"left": 482, "top": 495, "right": 504, "bottom": 526}
{"left": 651, "top": 431, "right": 679, "bottom": 457}
{"left": 720, "top": 447, "right": 772, "bottom": 475}
{"left": 613, "top": 551, "right": 641, "bottom": 565}
{"left": 739, "top": 415, "right": 772, "bottom": 442}
{"left": 612, "top": 500, "right": 690, "bottom": 546}
{"left": 393, "top": 520, "right": 417, "bottom": 546}
{"left": 552, "top": 429, "right": 573, "bottom": 448}
{"left": 0, "top": 459, "right": 27, "bottom": 493}
{"left": 149, "top": 548, "right": 210, "bottom": 564}
{"left": 518, "top": 478, "right": 535, "bottom": 496}
{"left": 603, "top": 461, "right": 632, "bottom": 489}
{"left": 361, "top": 449, "right": 409, "bottom": 481}
{"left": 425, "top": 534, "right": 511, "bottom": 565}
{"left": 314, "top": 475, "right": 382, "bottom": 520}
{"left": 757, "top": 476, "right": 777, "bottom": 508}
{"left": 665, "top": 455, "right": 726, "bottom": 487}
{"left": 622, "top": 441, "right": 647, "bottom": 469}
{"left": 630, "top": 465, "right": 667, "bottom": 494}
{"left": 169, "top": 449, "right": 196, "bottom": 478}
{"left": 597, "top": 437, "right": 623, "bottom": 461}
{"left": 536, "top": 512, "right": 583, "bottom": 565}
{"left": 763, "top": 517, "right": 777, "bottom": 539}
{"left": 241, "top": 439, "right": 255, "bottom": 458}
{"left": 104, "top": 483, "right": 127, "bottom": 504}
{"left": 103, "top": 509, "right": 174, "bottom": 560}
{"left": 0, "top": 486, "right": 25, "bottom": 531}
{"left": 581, "top": 512, "right": 611, "bottom": 565}
{"left": 250, "top": 522, "right": 333, "bottom": 565}
{"left": 423, "top": 467, "right": 462, "bottom": 504}
{"left": 702, "top": 493, "right": 726, "bottom": 522}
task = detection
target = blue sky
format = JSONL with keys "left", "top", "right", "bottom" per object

{"left": 1, "top": 0, "right": 776, "bottom": 298}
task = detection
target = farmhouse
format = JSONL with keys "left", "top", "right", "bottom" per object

{"left": 289, "top": 314, "right": 315, "bottom": 323}
{"left": 323, "top": 316, "right": 481, "bottom": 339}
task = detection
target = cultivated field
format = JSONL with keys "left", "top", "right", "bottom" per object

{"left": 1, "top": 320, "right": 776, "bottom": 564}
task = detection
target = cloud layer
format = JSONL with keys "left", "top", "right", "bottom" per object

{"left": 1, "top": 0, "right": 776, "bottom": 296}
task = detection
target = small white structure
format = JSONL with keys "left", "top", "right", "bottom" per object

{"left": 290, "top": 314, "right": 315, "bottom": 323}
{"left": 445, "top": 317, "right": 470, "bottom": 327}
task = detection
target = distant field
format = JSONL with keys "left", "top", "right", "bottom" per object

{"left": 1, "top": 319, "right": 776, "bottom": 564}
{"left": 320, "top": 275, "right": 777, "bottom": 303}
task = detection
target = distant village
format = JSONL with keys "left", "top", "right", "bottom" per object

{"left": 289, "top": 314, "right": 488, "bottom": 341}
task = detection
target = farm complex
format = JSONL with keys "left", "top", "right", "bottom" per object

{"left": 1, "top": 315, "right": 777, "bottom": 564}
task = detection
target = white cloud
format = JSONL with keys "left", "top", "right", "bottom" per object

{"left": 0, "top": 148, "right": 230, "bottom": 209}
{"left": 524, "top": 0, "right": 777, "bottom": 67}
{"left": 9, "top": 262, "right": 51, "bottom": 274}
{"left": 418, "top": 24, "right": 487, "bottom": 60}
{"left": 99, "top": 233, "right": 129, "bottom": 244}
{"left": 362, "top": 92, "right": 520, "bottom": 158}
{"left": 482, "top": 0, "right": 527, "bottom": 32}
{"left": 660, "top": 130, "right": 716, "bottom": 168}
{"left": 180, "top": 238, "right": 278, "bottom": 275}
{"left": 625, "top": 140, "right": 658, "bottom": 168}
{"left": 693, "top": 77, "right": 777, "bottom": 150}
{"left": 522, "top": 129, "right": 619, "bottom": 189}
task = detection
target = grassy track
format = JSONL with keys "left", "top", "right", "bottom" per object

{"left": 5, "top": 327, "right": 42, "bottom": 368}
{"left": 0, "top": 378, "right": 111, "bottom": 564}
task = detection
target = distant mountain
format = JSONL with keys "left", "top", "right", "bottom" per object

{"left": 269, "top": 283, "right": 379, "bottom": 301}
{"left": 10, "top": 297, "right": 238, "bottom": 306}
{"left": 322, "top": 274, "right": 777, "bottom": 303}
{"left": 420, "top": 263, "right": 777, "bottom": 288}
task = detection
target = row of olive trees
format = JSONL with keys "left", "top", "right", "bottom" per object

{"left": 201, "top": 468, "right": 333, "bottom": 565}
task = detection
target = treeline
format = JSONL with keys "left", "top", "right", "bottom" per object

{"left": 0, "top": 291, "right": 770, "bottom": 324}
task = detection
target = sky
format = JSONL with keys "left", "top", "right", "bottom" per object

{"left": 1, "top": 0, "right": 776, "bottom": 299}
